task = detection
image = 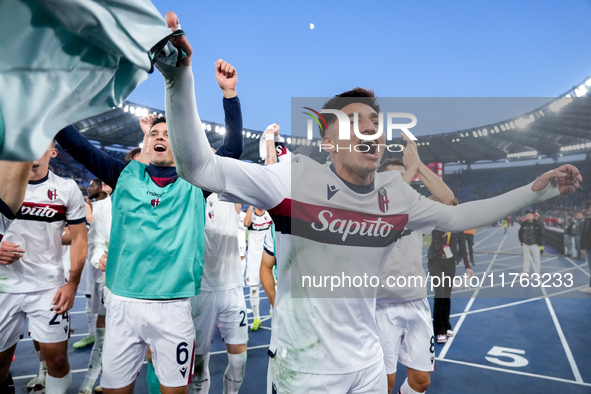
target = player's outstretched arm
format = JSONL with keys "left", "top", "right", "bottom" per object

{"left": 55, "top": 126, "right": 127, "bottom": 189}
{"left": 407, "top": 164, "right": 582, "bottom": 233}
{"left": 157, "top": 13, "right": 288, "bottom": 209}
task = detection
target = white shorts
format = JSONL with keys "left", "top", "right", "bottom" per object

{"left": 191, "top": 287, "right": 248, "bottom": 354}
{"left": 101, "top": 295, "right": 195, "bottom": 389}
{"left": 0, "top": 289, "right": 70, "bottom": 352}
{"left": 267, "top": 357, "right": 387, "bottom": 393}
{"left": 245, "top": 257, "right": 261, "bottom": 286}
{"left": 376, "top": 298, "right": 435, "bottom": 374}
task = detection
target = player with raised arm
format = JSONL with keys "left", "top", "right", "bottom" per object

{"left": 190, "top": 195, "right": 248, "bottom": 394}
{"left": 54, "top": 47, "right": 244, "bottom": 392}
{"left": 375, "top": 134, "right": 470, "bottom": 394}
{"left": 158, "top": 13, "right": 581, "bottom": 392}
{"left": 0, "top": 142, "right": 88, "bottom": 394}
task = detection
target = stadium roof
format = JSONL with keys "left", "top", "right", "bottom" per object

{"left": 73, "top": 76, "right": 591, "bottom": 165}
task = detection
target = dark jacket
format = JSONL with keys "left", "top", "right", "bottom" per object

{"left": 428, "top": 230, "right": 457, "bottom": 260}
{"left": 518, "top": 220, "right": 545, "bottom": 245}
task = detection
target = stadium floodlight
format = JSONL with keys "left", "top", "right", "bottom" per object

{"left": 139, "top": 142, "right": 144, "bottom": 148}
{"left": 129, "top": 106, "right": 135, "bottom": 114}
{"left": 206, "top": 124, "right": 212, "bottom": 131}
{"left": 472, "top": 131, "right": 478, "bottom": 138}
{"left": 482, "top": 128, "right": 488, "bottom": 136}
{"left": 494, "top": 126, "right": 499, "bottom": 133}
{"left": 246, "top": 132, "right": 251, "bottom": 138}
{"left": 287, "top": 137, "right": 292, "bottom": 144}
{"left": 477, "top": 130, "right": 483, "bottom": 137}
{"left": 219, "top": 127, "right": 226, "bottom": 135}
{"left": 575, "top": 84, "right": 588, "bottom": 97}
{"left": 500, "top": 124, "right": 506, "bottom": 131}
{"left": 124, "top": 105, "right": 129, "bottom": 112}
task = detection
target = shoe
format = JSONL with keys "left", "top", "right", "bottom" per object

{"left": 29, "top": 373, "right": 45, "bottom": 392}
{"left": 446, "top": 329, "right": 454, "bottom": 337}
{"left": 73, "top": 335, "right": 95, "bottom": 349}
{"left": 26, "top": 376, "right": 37, "bottom": 389}
{"left": 437, "top": 334, "right": 447, "bottom": 343}
{"left": 94, "top": 386, "right": 103, "bottom": 393}
{"left": 251, "top": 318, "right": 261, "bottom": 331}
{"left": 78, "top": 389, "right": 93, "bottom": 394}
{"left": 579, "top": 286, "right": 591, "bottom": 294}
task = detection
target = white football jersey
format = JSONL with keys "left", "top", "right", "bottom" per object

{"left": 201, "top": 193, "right": 243, "bottom": 291}
{"left": 246, "top": 210, "right": 273, "bottom": 273}
{"left": 208, "top": 153, "right": 558, "bottom": 375}
{"left": 377, "top": 230, "right": 428, "bottom": 303}
{"left": 264, "top": 156, "right": 441, "bottom": 375}
{"left": 0, "top": 171, "right": 86, "bottom": 293}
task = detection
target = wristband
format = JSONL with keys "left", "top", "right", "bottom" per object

{"left": 265, "top": 133, "right": 275, "bottom": 142}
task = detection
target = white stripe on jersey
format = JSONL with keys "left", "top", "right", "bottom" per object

{"left": 0, "top": 171, "right": 86, "bottom": 293}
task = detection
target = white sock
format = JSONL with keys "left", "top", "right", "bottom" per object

{"left": 250, "top": 286, "right": 260, "bottom": 320}
{"left": 46, "top": 371, "right": 72, "bottom": 394}
{"left": 223, "top": 352, "right": 247, "bottom": 394}
{"left": 399, "top": 378, "right": 425, "bottom": 394}
{"left": 37, "top": 359, "right": 47, "bottom": 384}
{"left": 79, "top": 327, "right": 104, "bottom": 390}
{"left": 192, "top": 353, "right": 211, "bottom": 393}
{"left": 88, "top": 313, "right": 98, "bottom": 337}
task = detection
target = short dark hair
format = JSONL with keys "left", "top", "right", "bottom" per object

{"left": 525, "top": 210, "right": 533, "bottom": 215}
{"left": 320, "top": 87, "right": 380, "bottom": 137}
{"left": 378, "top": 158, "right": 405, "bottom": 173}
{"left": 91, "top": 178, "right": 102, "bottom": 186}
{"left": 125, "top": 147, "right": 142, "bottom": 162}
{"left": 151, "top": 116, "right": 166, "bottom": 128}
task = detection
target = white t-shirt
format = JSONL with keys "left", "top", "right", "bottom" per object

{"left": 1, "top": 171, "right": 86, "bottom": 293}
{"left": 201, "top": 193, "right": 243, "bottom": 291}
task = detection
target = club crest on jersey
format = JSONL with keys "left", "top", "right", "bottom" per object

{"left": 378, "top": 187, "right": 389, "bottom": 213}
{"left": 47, "top": 188, "right": 58, "bottom": 201}
{"left": 208, "top": 211, "right": 214, "bottom": 219}
{"left": 151, "top": 198, "right": 160, "bottom": 207}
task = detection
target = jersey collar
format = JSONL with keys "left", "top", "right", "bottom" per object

{"left": 329, "top": 164, "right": 374, "bottom": 194}
{"left": 28, "top": 171, "right": 49, "bottom": 185}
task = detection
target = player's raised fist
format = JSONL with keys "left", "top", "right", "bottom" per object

{"left": 265, "top": 123, "right": 280, "bottom": 136}
{"left": 165, "top": 11, "right": 192, "bottom": 66}
{"left": 215, "top": 59, "right": 237, "bottom": 98}
{"left": 139, "top": 113, "right": 159, "bottom": 136}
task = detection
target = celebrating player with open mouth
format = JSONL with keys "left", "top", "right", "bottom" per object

{"left": 156, "top": 12, "right": 582, "bottom": 393}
